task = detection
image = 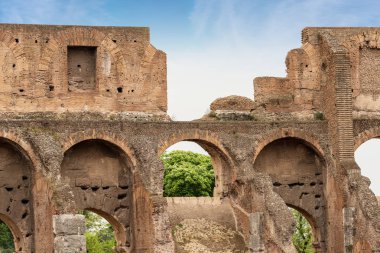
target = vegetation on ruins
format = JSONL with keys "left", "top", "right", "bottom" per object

{"left": 161, "top": 150, "right": 215, "bottom": 197}
{"left": 291, "top": 209, "right": 314, "bottom": 253}
{"left": 0, "top": 221, "right": 14, "bottom": 253}
{"left": 0, "top": 151, "right": 314, "bottom": 253}
{"left": 162, "top": 150, "right": 314, "bottom": 252}
{"left": 82, "top": 211, "right": 116, "bottom": 253}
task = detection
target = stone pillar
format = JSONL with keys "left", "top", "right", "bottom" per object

{"left": 53, "top": 214, "right": 86, "bottom": 253}
{"left": 249, "top": 212, "right": 265, "bottom": 252}
{"left": 343, "top": 207, "right": 355, "bottom": 253}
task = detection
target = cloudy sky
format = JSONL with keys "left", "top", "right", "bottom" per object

{"left": 0, "top": 0, "right": 379, "bottom": 194}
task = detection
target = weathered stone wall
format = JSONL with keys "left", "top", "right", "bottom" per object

{"left": 0, "top": 24, "right": 167, "bottom": 114}
{"left": 0, "top": 25, "right": 379, "bottom": 253}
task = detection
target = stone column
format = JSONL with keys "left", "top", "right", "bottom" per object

{"left": 53, "top": 214, "right": 86, "bottom": 253}
{"left": 249, "top": 212, "right": 265, "bottom": 252}
{"left": 343, "top": 207, "right": 355, "bottom": 253}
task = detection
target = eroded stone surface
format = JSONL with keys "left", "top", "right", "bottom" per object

{"left": 0, "top": 25, "right": 378, "bottom": 253}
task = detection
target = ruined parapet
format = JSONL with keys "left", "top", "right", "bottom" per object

{"left": 0, "top": 24, "right": 167, "bottom": 118}
{"left": 204, "top": 95, "right": 257, "bottom": 121}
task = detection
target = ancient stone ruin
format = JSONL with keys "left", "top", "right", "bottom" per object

{"left": 0, "top": 24, "right": 379, "bottom": 252}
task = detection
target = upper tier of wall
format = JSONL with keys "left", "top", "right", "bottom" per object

{"left": 0, "top": 24, "right": 167, "bottom": 113}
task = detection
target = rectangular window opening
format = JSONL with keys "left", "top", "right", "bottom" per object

{"left": 67, "top": 46, "right": 97, "bottom": 91}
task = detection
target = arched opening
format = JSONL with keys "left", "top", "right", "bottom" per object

{"left": 61, "top": 140, "right": 132, "bottom": 250}
{"left": 0, "top": 218, "right": 15, "bottom": 252}
{"left": 160, "top": 140, "right": 232, "bottom": 197}
{"left": 80, "top": 209, "right": 120, "bottom": 252}
{"left": 355, "top": 138, "right": 380, "bottom": 196}
{"left": 253, "top": 137, "right": 325, "bottom": 250}
{"left": 0, "top": 139, "right": 33, "bottom": 252}
{"left": 288, "top": 206, "right": 317, "bottom": 253}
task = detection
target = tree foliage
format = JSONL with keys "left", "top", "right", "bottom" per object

{"left": 291, "top": 209, "right": 314, "bottom": 253}
{"left": 0, "top": 220, "right": 14, "bottom": 253}
{"left": 161, "top": 150, "right": 215, "bottom": 197}
{"left": 82, "top": 211, "right": 116, "bottom": 253}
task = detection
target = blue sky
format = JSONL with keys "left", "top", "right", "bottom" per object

{"left": 0, "top": 0, "right": 379, "bottom": 195}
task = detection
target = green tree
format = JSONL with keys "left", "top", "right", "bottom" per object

{"left": 82, "top": 211, "right": 116, "bottom": 253}
{"left": 291, "top": 209, "right": 314, "bottom": 253}
{"left": 161, "top": 150, "right": 215, "bottom": 197}
{"left": 0, "top": 220, "right": 14, "bottom": 253}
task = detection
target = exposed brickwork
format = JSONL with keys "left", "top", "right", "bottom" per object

{"left": 0, "top": 25, "right": 379, "bottom": 253}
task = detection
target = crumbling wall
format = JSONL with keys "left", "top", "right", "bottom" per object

{"left": 61, "top": 140, "right": 133, "bottom": 250}
{"left": 0, "top": 24, "right": 167, "bottom": 114}
{"left": 0, "top": 139, "right": 34, "bottom": 252}
{"left": 253, "top": 138, "right": 326, "bottom": 250}
{"left": 0, "top": 25, "right": 379, "bottom": 253}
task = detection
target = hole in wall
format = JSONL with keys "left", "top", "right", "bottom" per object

{"left": 117, "top": 193, "right": 127, "bottom": 199}
{"left": 117, "top": 87, "right": 123, "bottom": 93}
{"left": 49, "top": 85, "right": 54, "bottom": 92}
{"left": 5, "top": 187, "right": 13, "bottom": 192}
{"left": 12, "top": 64, "right": 16, "bottom": 68}
{"left": 19, "top": 89, "right": 24, "bottom": 93}
{"left": 21, "top": 199, "right": 29, "bottom": 204}
{"left": 21, "top": 211, "right": 28, "bottom": 219}
{"left": 112, "top": 39, "right": 117, "bottom": 43}
{"left": 91, "top": 186, "right": 99, "bottom": 192}
{"left": 15, "top": 38, "right": 19, "bottom": 43}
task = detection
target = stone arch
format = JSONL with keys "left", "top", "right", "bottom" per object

{"left": 0, "top": 213, "right": 23, "bottom": 252}
{"left": 287, "top": 204, "right": 321, "bottom": 248}
{"left": 158, "top": 130, "right": 236, "bottom": 196}
{"left": 62, "top": 130, "right": 137, "bottom": 171}
{"left": 84, "top": 208, "right": 129, "bottom": 250}
{"left": 0, "top": 130, "right": 42, "bottom": 171}
{"left": 0, "top": 136, "right": 37, "bottom": 252}
{"left": 0, "top": 130, "right": 54, "bottom": 252}
{"left": 61, "top": 138, "right": 136, "bottom": 250}
{"left": 253, "top": 135, "right": 327, "bottom": 251}
{"left": 252, "top": 128, "right": 326, "bottom": 164}
{"left": 354, "top": 127, "right": 380, "bottom": 150}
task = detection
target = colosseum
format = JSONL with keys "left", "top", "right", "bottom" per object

{"left": 0, "top": 24, "right": 379, "bottom": 252}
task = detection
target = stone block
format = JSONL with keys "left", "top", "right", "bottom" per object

{"left": 53, "top": 214, "right": 86, "bottom": 236}
{"left": 249, "top": 212, "right": 265, "bottom": 252}
{"left": 54, "top": 235, "right": 86, "bottom": 253}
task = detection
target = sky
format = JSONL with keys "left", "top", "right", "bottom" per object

{"left": 0, "top": 0, "right": 378, "bottom": 194}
